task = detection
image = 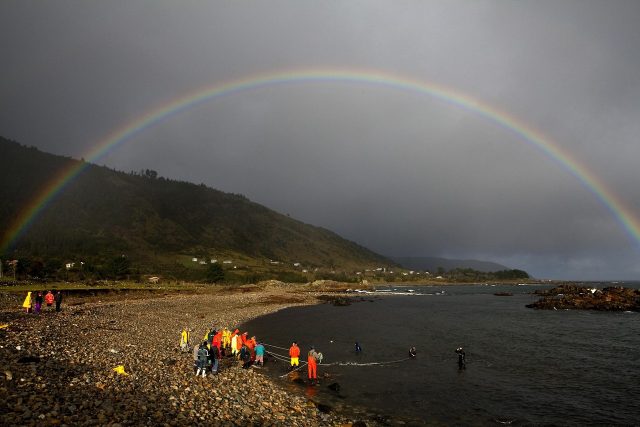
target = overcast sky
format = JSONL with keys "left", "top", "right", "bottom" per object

{"left": 2, "top": 1, "right": 640, "bottom": 280}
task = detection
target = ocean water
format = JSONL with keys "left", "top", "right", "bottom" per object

{"left": 242, "top": 284, "right": 640, "bottom": 425}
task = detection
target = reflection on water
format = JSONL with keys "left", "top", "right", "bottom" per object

{"left": 242, "top": 284, "right": 640, "bottom": 425}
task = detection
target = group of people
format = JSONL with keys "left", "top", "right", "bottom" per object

{"left": 180, "top": 328, "right": 436, "bottom": 383}
{"left": 181, "top": 327, "right": 325, "bottom": 382}
{"left": 22, "top": 290, "right": 63, "bottom": 313}
{"left": 183, "top": 327, "right": 266, "bottom": 377}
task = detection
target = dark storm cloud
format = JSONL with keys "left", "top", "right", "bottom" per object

{"left": 2, "top": 0, "right": 640, "bottom": 279}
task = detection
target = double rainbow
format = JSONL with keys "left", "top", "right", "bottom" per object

{"left": 3, "top": 68, "right": 639, "bottom": 253}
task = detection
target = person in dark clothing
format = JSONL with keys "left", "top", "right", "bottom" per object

{"left": 409, "top": 346, "right": 417, "bottom": 358}
{"left": 196, "top": 341, "right": 209, "bottom": 377}
{"left": 240, "top": 344, "right": 251, "bottom": 369}
{"left": 55, "top": 291, "right": 63, "bottom": 312}
{"left": 34, "top": 292, "right": 44, "bottom": 314}
{"left": 355, "top": 342, "right": 362, "bottom": 353}
{"left": 192, "top": 342, "right": 200, "bottom": 374}
{"left": 209, "top": 342, "right": 219, "bottom": 374}
{"left": 456, "top": 347, "right": 466, "bottom": 370}
{"left": 207, "top": 328, "right": 216, "bottom": 345}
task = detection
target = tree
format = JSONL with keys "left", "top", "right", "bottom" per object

{"left": 206, "top": 263, "right": 225, "bottom": 283}
{"left": 27, "top": 258, "right": 46, "bottom": 279}
{"left": 144, "top": 169, "right": 158, "bottom": 179}
{"left": 109, "top": 255, "right": 130, "bottom": 279}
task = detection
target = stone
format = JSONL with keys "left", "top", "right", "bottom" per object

{"left": 0, "top": 287, "right": 364, "bottom": 426}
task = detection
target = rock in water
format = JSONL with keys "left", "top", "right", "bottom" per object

{"left": 527, "top": 285, "right": 640, "bottom": 311}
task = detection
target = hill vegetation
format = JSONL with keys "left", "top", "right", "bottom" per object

{"left": 0, "top": 137, "right": 391, "bottom": 282}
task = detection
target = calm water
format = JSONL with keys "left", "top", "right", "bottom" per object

{"left": 242, "top": 284, "right": 640, "bottom": 425}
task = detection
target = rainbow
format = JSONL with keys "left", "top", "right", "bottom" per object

{"left": 3, "top": 68, "right": 640, "bottom": 254}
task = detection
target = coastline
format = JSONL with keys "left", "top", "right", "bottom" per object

{"left": 0, "top": 283, "right": 372, "bottom": 426}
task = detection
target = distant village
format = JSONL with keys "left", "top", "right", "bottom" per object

{"left": 1, "top": 253, "right": 527, "bottom": 284}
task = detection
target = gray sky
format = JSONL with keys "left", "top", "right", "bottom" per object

{"left": 2, "top": 0, "right": 640, "bottom": 280}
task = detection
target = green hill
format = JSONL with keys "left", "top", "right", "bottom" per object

{"left": 0, "top": 136, "right": 391, "bottom": 281}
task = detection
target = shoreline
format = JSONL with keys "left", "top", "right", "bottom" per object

{"left": 0, "top": 283, "right": 375, "bottom": 426}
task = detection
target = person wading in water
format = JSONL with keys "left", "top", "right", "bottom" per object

{"left": 456, "top": 347, "right": 466, "bottom": 370}
{"left": 289, "top": 341, "right": 300, "bottom": 370}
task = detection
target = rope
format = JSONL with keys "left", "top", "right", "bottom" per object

{"left": 263, "top": 346, "right": 308, "bottom": 378}
{"left": 320, "top": 357, "right": 412, "bottom": 367}
{"left": 263, "top": 343, "right": 290, "bottom": 352}
{"left": 279, "top": 362, "right": 308, "bottom": 378}
{"left": 266, "top": 351, "right": 290, "bottom": 363}
{"left": 262, "top": 341, "right": 414, "bottom": 369}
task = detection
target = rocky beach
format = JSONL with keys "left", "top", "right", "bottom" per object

{"left": 0, "top": 282, "right": 373, "bottom": 426}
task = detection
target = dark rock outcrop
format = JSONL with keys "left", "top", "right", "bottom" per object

{"left": 493, "top": 292, "right": 513, "bottom": 296}
{"left": 527, "top": 285, "right": 640, "bottom": 311}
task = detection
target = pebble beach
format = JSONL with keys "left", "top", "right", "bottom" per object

{"left": 0, "top": 283, "right": 369, "bottom": 426}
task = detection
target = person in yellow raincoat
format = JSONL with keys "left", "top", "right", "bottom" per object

{"left": 222, "top": 328, "right": 231, "bottom": 350}
{"left": 22, "top": 292, "right": 32, "bottom": 313}
{"left": 180, "top": 327, "right": 190, "bottom": 352}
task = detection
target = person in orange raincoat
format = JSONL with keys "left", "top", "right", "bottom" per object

{"left": 246, "top": 336, "right": 256, "bottom": 362}
{"left": 212, "top": 330, "right": 222, "bottom": 351}
{"left": 307, "top": 347, "right": 319, "bottom": 383}
{"left": 44, "top": 291, "right": 55, "bottom": 308}
{"left": 289, "top": 341, "right": 300, "bottom": 368}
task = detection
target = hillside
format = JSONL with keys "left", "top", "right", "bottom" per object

{"left": 0, "top": 137, "right": 391, "bottom": 280}
{"left": 390, "top": 256, "right": 510, "bottom": 273}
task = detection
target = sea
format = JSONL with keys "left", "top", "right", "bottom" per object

{"left": 241, "top": 283, "right": 640, "bottom": 425}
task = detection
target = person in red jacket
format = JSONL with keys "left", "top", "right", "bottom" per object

{"left": 246, "top": 336, "right": 256, "bottom": 362}
{"left": 289, "top": 341, "right": 300, "bottom": 368}
{"left": 44, "top": 291, "right": 55, "bottom": 308}
{"left": 212, "top": 330, "right": 222, "bottom": 352}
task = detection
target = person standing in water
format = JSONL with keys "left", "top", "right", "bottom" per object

{"left": 355, "top": 342, "right": 362, "bottom": 354}
{"left": 255, "top": 342, "right": 265, "bottom": 366}
{"left": 456, "top": 347, "right": 466, "bottom": 370}
{"left": 289, "top": 341, "right": 300, "bottom": 369}
{"left": 307, "top": 347, "right": 319, "bottom": 384}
